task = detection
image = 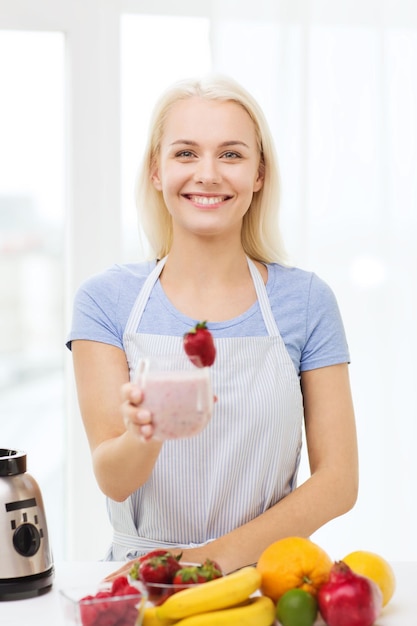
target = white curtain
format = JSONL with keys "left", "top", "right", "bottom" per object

{"left": 209, "top": 0, "right": 417, "bottom": 560}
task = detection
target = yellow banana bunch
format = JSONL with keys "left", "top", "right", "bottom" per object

{"left": 172, "top": 596, "right": 275, "bottom": 625}
{"left": 155, "top": 566, "right": 262, "bottom": 621}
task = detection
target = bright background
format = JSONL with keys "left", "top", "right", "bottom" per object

{"left": 0, "top": 0, "right": 416, "bottom": 563}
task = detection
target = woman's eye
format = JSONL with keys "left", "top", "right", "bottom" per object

{"left": 176, "top": 150, "right": 195, "bottom": 158}
{"left": 222, "top": 151, "right": 240, "bottom": 159}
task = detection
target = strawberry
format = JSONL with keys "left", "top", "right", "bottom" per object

{"left": 172, "top": 565, "right": 201, "bottom": 585}
{"left": 110, "top": 574, "right": 130, "bottom": 595}
{"left": 129, "top": 550, "right": 172, "bottom": 580}
{"left": 183, "top": 321, "right": 216, "bottom": 368}
{"left": 138, "top": 552, "right": 182, "bottom": 585}
{"left": 199, "top": 558, "right": 223, "bottom": 580}
{"left": 79, "top": 577, "right": 144, "bottom": 626}
{"left": 79, "top": 594, "right": 99, "bottom": 626}
{"left": 79, "top": 590, "right": 113, "bottom": 626}
{"left": 139, "top": 549, "right": 171, "bottom": 562}
{"left": 137, "top": 551, "right": 182, "bottom": 606}
{"left": 172, "top": 559, "right": 223, "bottom": 585}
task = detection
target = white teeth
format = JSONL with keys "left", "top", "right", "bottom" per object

{"left": 189, "top": 195, "right": 226, "bottom": 205}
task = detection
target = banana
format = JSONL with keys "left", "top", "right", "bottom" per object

{"left": 172, "top": 595, "right": 276, "bottom": 625}
{"left": 156, "top": 566, "right": 261, "bottom": 621}
{"left": 142, "top": 605, "right": 177, "bottom": 626}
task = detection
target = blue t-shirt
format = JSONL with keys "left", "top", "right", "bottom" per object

{"left": 66, "top": 260, "right": 350, "bottom": 375}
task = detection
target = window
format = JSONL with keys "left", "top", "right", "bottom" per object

{"left": 0, "top": 30, "right": 66, "bottom": 559}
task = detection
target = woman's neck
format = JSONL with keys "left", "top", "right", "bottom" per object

{"left": 158, "top": 237, "right": 266, "bottom": 322}
{"left": 164, "top": 240, "right": 248, "bottom": 283}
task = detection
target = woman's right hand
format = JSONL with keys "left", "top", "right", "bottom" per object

{"left": 121, "top": 382, "right": 155, "bottom": 441}
{"left": 72, "top": 341, "right": 162, "bottom": 499}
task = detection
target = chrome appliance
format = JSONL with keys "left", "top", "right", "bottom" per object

{"left": 0, "top": 449, "right": 54, "bottom": 599}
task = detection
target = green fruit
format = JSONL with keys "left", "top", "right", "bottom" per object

{"left": 276, "top": 588, "right": 318, "bottom": 626}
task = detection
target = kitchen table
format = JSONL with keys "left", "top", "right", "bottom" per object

{"left": 0, "top": 561, "right": 414, "bottom": 625}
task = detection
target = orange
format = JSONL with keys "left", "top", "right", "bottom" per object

{"left": 342, "top": 550, "right": 396, "bottom": 607}
{"left": 256, "top": 536, "right": 333, "bottom": 603}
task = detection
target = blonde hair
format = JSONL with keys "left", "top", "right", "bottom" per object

{"left": 136, "top": 75, "right": 287, "bottom": 264}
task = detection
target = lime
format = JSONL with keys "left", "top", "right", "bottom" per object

{"left": 276, "top": 588, "right": 318, "bottom": 626}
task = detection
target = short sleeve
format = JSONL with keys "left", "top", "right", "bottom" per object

{"left": 66, "top": 269, "right": 124, "bottom": 351}
{"left": 300, "top": 274, "right": 350, "bottom": 371}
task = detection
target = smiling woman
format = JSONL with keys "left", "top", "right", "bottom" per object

{"left": 67, "top": 74, "right": 358, "bottom": 576}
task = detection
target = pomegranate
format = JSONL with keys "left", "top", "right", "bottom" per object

{"left": 318, "top": 561, "right": 383, "bottom": 626}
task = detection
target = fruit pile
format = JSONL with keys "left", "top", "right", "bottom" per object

{"left": 78, "top": 540, "right": 396, "bottom": 626}
{"left": 256, "top": 536, "right": 396, "bottom": 626}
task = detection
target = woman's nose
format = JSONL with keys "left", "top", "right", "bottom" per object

{"left": 193, "top": 157, "right": 221, "bottom": 184}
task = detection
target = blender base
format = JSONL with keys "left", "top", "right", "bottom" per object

{"left": 0, "top": 566, "right": 54, "bottom": 601}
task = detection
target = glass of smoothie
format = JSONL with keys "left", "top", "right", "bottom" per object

{"left": 134, "top": 354, "right": 213, "bottom": 440}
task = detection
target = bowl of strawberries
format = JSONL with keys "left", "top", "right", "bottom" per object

{"left": 59, "top": 575, "right": 147, "bottom": 626}
{"left": 128, "top": 549, "right": 223, "bottom": 606}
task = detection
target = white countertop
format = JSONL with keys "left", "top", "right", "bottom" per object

{"left": 0, "top": 561, "right": 414, "bottom": 625}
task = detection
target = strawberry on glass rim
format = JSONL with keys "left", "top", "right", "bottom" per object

{"left": 183, "top": 321, "right": 216, "bottom": 368}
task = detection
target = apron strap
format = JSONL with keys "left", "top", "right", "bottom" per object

{"left": 247, "top": 257, "right": 280, "bottom": 336}
{"left": 124, "top": 256, "right": 168, "bottom": 334}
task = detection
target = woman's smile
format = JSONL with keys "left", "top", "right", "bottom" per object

{"left": 183, "top": 193, "right": 233, "bottom": 208}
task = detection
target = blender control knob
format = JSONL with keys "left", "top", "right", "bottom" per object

{"left": 13, "top": 523, "right": 41, "bottom": 557}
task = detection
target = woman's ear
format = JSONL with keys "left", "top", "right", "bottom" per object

{"left": 151, "top": 169, "right": 162, "bottom": 191}
{"left": 253, "top": 155, "right": 265, "bottom": 192}
{"left": 253, "top": 167, "right": 264, "bottom": 192}
{"left": 150, "top": 156, "right": 162, "bottom": 190}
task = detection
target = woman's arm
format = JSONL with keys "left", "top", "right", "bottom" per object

{"left": 165, "top": 363, "right": 358, "bottom": 572}
{"left": 71, "top": 339, "right": 163, "bottom": 501}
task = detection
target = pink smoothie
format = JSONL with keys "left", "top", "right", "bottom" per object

{"left": 140, "top": 369, "right": 213, "bottom": 440}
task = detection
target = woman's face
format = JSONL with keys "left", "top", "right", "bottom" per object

{"left": 151, "top": 97, "right": 264, "bottom": 240}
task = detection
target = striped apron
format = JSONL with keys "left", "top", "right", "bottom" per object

{"left": 105, "top": 256, "right": 304, "bottom": 560}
